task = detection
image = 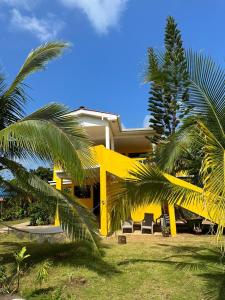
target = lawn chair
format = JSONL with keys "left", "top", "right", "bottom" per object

{"left": 141, "top": 213, "right": 154, "bottom": 234}
{"left": 121, "top": 220, "right": 134, "bottom": 233}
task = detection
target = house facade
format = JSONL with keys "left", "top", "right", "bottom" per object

{"left": 50, "top": 107, "right": 178, "bottom": 236}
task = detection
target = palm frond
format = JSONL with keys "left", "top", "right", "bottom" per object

{"left": 0, "top": 157, "right": 100, "bottom": 253}
{"left": 156, "top": 117, "right": 201, "bottom": 172}
{"left": 0, "top": 73, "right": 23, "bottom": 129}
{"left": 4, "top": 42, "right": 69, "bottom": 98}
{"left": 0, "top": 103, "right": 94, "bottom": 183}
{"left": 185, "top": 50, "right": 225, "bottom": 140}
{"left": 0, "top": 42, "right": 69, "bottom": 126}
{"left": 109, "top": 165, "right": 202, "bottom": 230}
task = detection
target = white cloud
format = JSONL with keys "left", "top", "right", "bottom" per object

{"left": 1, "top": 0, "right": 38, "bottom": 10}
{"left": 59, "top": 0, "right": 128, "bottom": 34}
{"left": 10, "top": 9, "right": 64, "bottom": 41}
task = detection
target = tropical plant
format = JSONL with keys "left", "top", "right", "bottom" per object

{"left": 0, "top": 42, "right": 99, "bottom": 252}
{"left": 13, "top": 246, "right": 30, "bottom": 292}
{"left": 35, "top": 260, "right": 52, "bottom": 288}
{"left": 29, "top": 200, "right": 54, "bottom": 226}
{"left": 148, "top": 16, "right": 190, "bottom": 143}
{"left": 110, "top": 51, "right": 225, "bottom": 232}
{"left": 0, "top": 247, "right": 30, "bottom": 294}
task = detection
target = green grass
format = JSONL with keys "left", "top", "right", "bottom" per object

{"left": 0, "top": 233, "right": 224, "bottom": 299}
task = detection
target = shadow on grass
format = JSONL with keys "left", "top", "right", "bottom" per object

{"left": 28, "top": 286, "right": 55, "bottom": 296}
{"left": 0, "top": 239, "right": 120, "bottom": 277}
{"left": 117, "top": 244, "right": 225, "bottom": 300}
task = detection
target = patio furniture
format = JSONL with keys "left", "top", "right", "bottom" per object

{"left": 141, "top": 213, "right": 154, "bottom": 234}
{"left": 121, "top": 220, "right": 134, "bottom": 233}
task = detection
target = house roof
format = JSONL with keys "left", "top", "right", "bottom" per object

{"left": 68, "top": 106, "right": 155, "bottom": 152}
{"left": 69, "top": 106, "right": 154, "bottom": 134}
{"left": 70, "top": 106, "right": 119, "bottom": 117}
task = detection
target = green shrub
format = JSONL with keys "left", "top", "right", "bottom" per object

{"left": 1, "top": 201, "right": 28, "bottom": 221}
{"left": 29, "top": 201, "right": 54, "bottom": 226}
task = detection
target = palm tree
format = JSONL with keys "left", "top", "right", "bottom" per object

{"left": 110, "top": 51, "right": 225, "bottom": 232}
{"left": 0, "top": 42, "right": 99, "bottom": 251}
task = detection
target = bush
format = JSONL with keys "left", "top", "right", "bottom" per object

{"left": 1, "top": 199, "right": 28, "bottom": 221}
{"left": 29, "top": 201, "right": 54, "bottom": 226}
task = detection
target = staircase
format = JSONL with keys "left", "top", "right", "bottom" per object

{"left": 93, "top": 145, "right": 219, "bottom": 225}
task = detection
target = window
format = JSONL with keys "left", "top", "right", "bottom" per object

{"left": 74, "top": 186, "right": 91, "bottom": 199}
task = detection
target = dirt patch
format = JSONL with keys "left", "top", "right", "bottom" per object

{"left": 0, "top": 295, "right": 24, "bottom": 300}
{"left": 66, "top": 276, "right": 87, "bottom": 287}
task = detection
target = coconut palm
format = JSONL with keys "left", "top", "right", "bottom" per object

{"left": 110, "top": 51, "right": 225, "bottom": 232}
{"left": 0, "top": 42, "right": 99, "bottom": 251}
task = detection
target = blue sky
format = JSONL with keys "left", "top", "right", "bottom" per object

{"left": 0, "top": 0, "right": 224, "bottom": 130}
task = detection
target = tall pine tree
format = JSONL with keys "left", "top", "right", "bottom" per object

{"left": 148, "top": 48, "right": 165, "bottom": 143}
{"left": 148, "top": 16, "right": 190, "bottom": 143}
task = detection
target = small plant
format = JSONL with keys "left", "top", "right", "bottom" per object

{"left": 12, "top": 246, "right": 30, "bottom": 292}
{"left": 35, "top": 260, "right": 52, "bottom": 288}
{"left": 0, "top": 247, "right": 30, "bottom": 295}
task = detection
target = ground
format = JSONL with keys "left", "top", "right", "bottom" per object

{"left": 0, "top": 233, "right": 224, "bottom": 300}
{"left": 0, "top": 219, "right": 29, "bottom": 230}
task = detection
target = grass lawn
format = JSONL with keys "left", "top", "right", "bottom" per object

{"left": 0, "top": 233, "right": 224, "bottom": 299}
{"left": 0, "top": 218, "right": 29, "bottom": 229}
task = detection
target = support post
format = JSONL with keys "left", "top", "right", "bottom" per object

{"left": 56, "top": 177, "right": 63, "bottom": 191}
{"left": 54, "top": 203, "right": 60, "bottom": 226}
{"left": 55, "top": 177, "right": 63, "bottom": 226}
{"left": 100, "top": 167, "right": 108, "bottom": 236}
{"left": 105, "top": 124, "right": 110, "bottom": 149}
{"left": 168, "top": 204, "right": 176, "bottom": 237}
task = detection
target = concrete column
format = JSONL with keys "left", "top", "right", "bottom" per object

{"left": 168, "top": 204, "right": 177, "bottom": 236}
{"left": 100, "top": 166, "right": 108, "bottom": 236}
{"left": 105, "top": 123, "right": 110, "bottom": 149}
{"left": 55, "top": 177, "right": 63, "bottom": 226}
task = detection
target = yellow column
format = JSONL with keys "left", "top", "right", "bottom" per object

{"left": 56, "top": 177, "right": 63, "bottom": 191}
{"left": 168, "top": 204, "right": 176, "bottom": 236}
{"left": 100, "top": 167, "right": 108, "bottom": 236}
{"left": 54, "top": 203, "right": 60, "bottom": 226}
{"left": 55, "top": 177, "right": 63, "bottom": 226}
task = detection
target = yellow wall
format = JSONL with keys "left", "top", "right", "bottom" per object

{"left": 77, "top": 198, "right": 93, "bottom": 210}
{"left": 131, "top": 204, "right": 162, "bottom": 222}
{"left": 53, "top": 145, "right": 220, "bottom": 238}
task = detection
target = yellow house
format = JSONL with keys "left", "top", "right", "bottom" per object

{"left": 51, "top": 107, "right": 215, "bottom": 237}
{"left": 50, "top": 106, "right": 167, "bottom": 236}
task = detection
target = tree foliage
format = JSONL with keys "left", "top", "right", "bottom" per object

{"left": 148, "top": 16, "right": 190, "bottom": 143}
{"left": 0, "top": 42, "right": 99, "bottom": 252}
{"left": 111, "top": 51, "right": 225, "bottom": 232}
{"left": 30, "top": 167, "right": 53, "bottom": 182}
